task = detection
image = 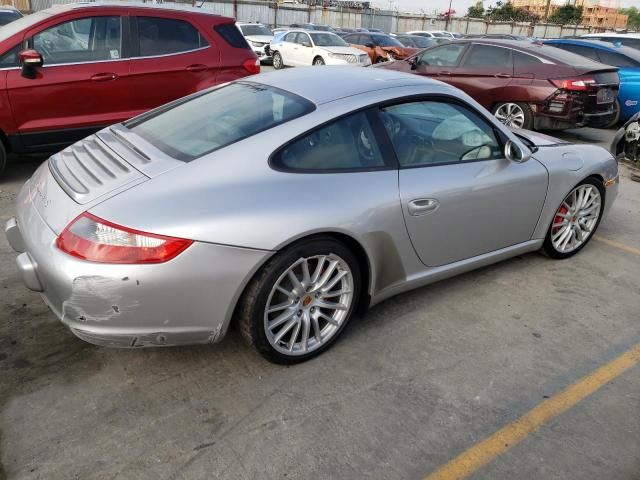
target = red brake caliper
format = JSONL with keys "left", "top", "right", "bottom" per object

{"left": 553, "top": 206, "right": 568, "bottom": 233}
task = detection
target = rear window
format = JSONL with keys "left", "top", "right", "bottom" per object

{"left": 215, "top": 23, "right": 250, "bottom": 49}
{"left": 0, "top": 11, "right": 21, "bottom": 27}
{"left": 126, "top": 82, "right": 314, "bottom": 161}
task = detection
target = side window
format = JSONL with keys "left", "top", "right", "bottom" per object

{"left": 137, "top": 17, "right": 208, "bottom": 57}
{"left": 284, "top": 32, "right": 297, "bottom": 43}
{"left": 296, "top": 33, "right": 311, "bottom": 45}
{"left": 0, "top": 44, "right": 21, "bottom": 68}
{"left": 596, "top": 50, "right": 639, "bottom": 68}
{"left": 513, "top": 51, "right": 543, "bottom": 72}
{"left": 273, "top": 111, "right": 385, "bottom": 171}
{"left": 419, "top": 43, "right": 466, "bottom": 67}
{"left": 378, "top": 101, "right": 502, "bottom": 168}
{"left": 462, "top": 45, "right": 512, "bottom": 69}
{"left": 32, "top": 16, "right": 121, "bottom": 64}
{"left": 215, "top": 23, "right": 248, "bottom": 49}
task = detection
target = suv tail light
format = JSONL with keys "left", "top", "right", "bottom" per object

{"left": 243, "top": 58, "right": 260, "bottom": 75}
{"left": 550, "top": 76, "right": 596, "bottom": 91}
{"left": 56, "top": 213, "right": 192, "bottom": 264}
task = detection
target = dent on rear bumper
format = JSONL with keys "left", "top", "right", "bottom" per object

{"left": 14, "top": 185, "right": 272, "bottom": 347}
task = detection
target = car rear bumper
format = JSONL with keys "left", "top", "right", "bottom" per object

{"left": 7, "top": 180, "right": 271, "bottom": 348}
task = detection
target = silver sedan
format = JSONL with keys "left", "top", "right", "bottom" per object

{"left": 6, "top": 67, "right": 619, "bottom": 363}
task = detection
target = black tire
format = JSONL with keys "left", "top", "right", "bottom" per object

{"left": 312, "top": 56, "right": 325, "bottom": 66}
{"left": 237, "top": 237, "right": 361, "bottom": 364}
{"left": 605, "top": 99, "right": 621, "bottom": 129}
{"left": 0, "top": 141, "right": 5, "bottom": 178}
{"left": 272, "top": 51, "right": 284, "bottom": 70}
{"left": 542, "top": 177, "right": 605, "bottom": 259}
{"left": 491, "top": 102, "right": 534, "bottom": 130}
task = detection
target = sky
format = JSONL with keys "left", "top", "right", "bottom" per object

{"left": 374, "top": 0, "right": 637, "bottom": 15}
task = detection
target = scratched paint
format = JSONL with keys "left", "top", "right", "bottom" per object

{"left": 62, "top": 276, "right": 140, "bottom": 323}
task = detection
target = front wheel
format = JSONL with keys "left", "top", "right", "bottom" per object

{"left": 492, "top": 102, "right": 534, "bottom": 130}
{"left": 238, "top": 237, "right": 361, "bottom": 364}
{"left": 542, "top": 178, "right": 604, "bottom": 259}
{"left": 0, "top": 141, "right": 6, "bottom": 178}
{"left": 312, "top": 56, "right": 325, "bottom": 66}
{"left": 272, "top": 51, "right": 284, "bottom": 70}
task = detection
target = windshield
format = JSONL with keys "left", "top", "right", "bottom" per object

{"left": 0, "top": 11, "right": 21, "bottom": 27}
{"left": 433, "top": 32, "right": 447, "bottom": 37}
{"left": 0, "top": 10, "right": 49, "bottom": 42}
{"left": 127, "top": 82, "right": 314, "bottom": 161}
{"left": 398, "top": 36, "right": 432, "bottom": 48}
{"left": 310, "top": 32, "right": 348, "bottom": 47}
{"left": 372, "top": 34, "right": 403, "bottom": 47}
{"left": 240, "top": 24, "right": 272, "bottom": 36}
{"left": 312, "top": 25, "right": 332, "bottom": 31}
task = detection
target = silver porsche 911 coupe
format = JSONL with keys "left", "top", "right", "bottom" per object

{"left": 6, "top": 67, "right": 619, "bottom": 363}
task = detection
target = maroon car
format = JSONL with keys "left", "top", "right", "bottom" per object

{"left": 378, "top": 39, "right": 620, "bottom": 130}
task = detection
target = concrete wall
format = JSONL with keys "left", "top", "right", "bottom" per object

{"left": 21, "top": 0, "right": 614, "bottom": 37}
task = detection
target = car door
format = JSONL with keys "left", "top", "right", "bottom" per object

{"left": 5, "top": 14, "right": 131, "bottom": 147}
{"left": 449, "top": 43, "right": 514, "bottom": 109}
{"left": 277, "top": 32, "right": 298, "bottom": 65}
{"left": 376, "top": 98, "right": 548, "bottom": 267}
{"left": 127, "top": 15, "right": 217, "bottom": 114}
{"left": 295, "top": 32, "right": 314, "bottom": 65}
{"left": 413, "top": 43, "right": 467, "bottom": 82}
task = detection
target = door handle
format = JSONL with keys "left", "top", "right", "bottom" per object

{"left": 408, "top": 198, "right": 439, "bottom": 216}
{"left": 185, "top": 64, "right": 207, "bottom": 72}
{"left": 438, "top": 70, "right": 452, "bottom": 76}
{"left": 495, "top": 73, "right": 512, "bottom": 79}
{"left": 90, "top": 72, "right": 117, "bottom": 82}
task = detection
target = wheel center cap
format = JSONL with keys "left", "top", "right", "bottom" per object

{"left": 302, "top": 296, "right": 313, "bottom": 307}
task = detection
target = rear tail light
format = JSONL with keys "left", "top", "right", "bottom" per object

{"left": 243, "top": 58, "right": 260, "bottom": 75}
{"left": 56, "top": 213, "right": 192, "bottom": 264}
{"left": 550, "top": 77, "right": 596, "bottom": 91}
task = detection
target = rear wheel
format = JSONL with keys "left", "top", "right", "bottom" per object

{"left": 605, "top": 99, "right": 620, "bottom": 129}
{"left": 312, "top": 56, "right": 325, "bottom": 66}
{"left": 492, "top": 102, "right": 533, "bottom": 130}
{"left": 272, "top": 51, "right": 284, "bottom": 70}
{"left": 238, "top": 237, "right": 361, "bottom": 364}
{"left": 0, "top": 141, "right": 6, "bottom": 178}
{"left": 542, "top": 178, "right": 604, "bottom": 259}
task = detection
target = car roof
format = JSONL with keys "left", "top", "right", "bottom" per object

{"left": 44, "top": 1, "right": 226, "bottom": 17}
{"left": 545, "top": 38, "right": 640, "bottom": 59}
{"left": 583, "top": 33, "right": 640, "bottom": 39}
{"left": 253, "top": 66, "right": 449, "bottom": 105}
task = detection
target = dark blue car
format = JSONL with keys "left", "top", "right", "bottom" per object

{"left": 544, "top": 39, "right": 640, "bottom": 125}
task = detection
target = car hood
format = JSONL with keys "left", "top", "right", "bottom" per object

{"left": 510, "top": 128, "right": 570, "bottom": 147}
{"left": 245, "top": 35, "right": 273, "bottom": 43}
{"left": 320, "top": 46, "right": 368, "bottom": 55}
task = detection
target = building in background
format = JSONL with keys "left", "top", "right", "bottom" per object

{"left": 511, "top": 0, "right": 628, "bottom": 29}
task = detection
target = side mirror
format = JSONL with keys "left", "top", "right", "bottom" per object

{"left": 504, "top": 140, "right": 530, "bottom": 163}
{"left": 302, "top": 41, "right": 311, "bottom": 47}
{"left": 408, "top": 56, "right": 418, "bottom": 70}
{"left": 19, "top": 49, "right": 43, "bottom": 79}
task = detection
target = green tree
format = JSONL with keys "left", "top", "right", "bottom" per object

{"left": 548, "top": 4, "right": 583, "bottom": 24}
{"left": 485, "top": 1, "right": 539, "bottom": 22}
{"left": 619, "top": 6, "right": 640, "bottom": 31}
{"left": 467, "top": 0, "right": 484, "bottom": 18}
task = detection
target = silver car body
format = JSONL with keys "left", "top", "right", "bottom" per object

{"left": 237, "top": 23, "right": 273, "bottom": 62}
{"left": 6, "top": 67, "right": 619, "bottom": 348}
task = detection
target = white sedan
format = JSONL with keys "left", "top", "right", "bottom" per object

{"left": 271, "top": 30, "right": 371, "bottom": 68}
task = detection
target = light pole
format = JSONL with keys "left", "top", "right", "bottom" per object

{"left": 445, "top": 0, "right": 453, "bottom": 31}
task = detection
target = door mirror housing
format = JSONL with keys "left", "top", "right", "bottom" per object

{"left": 504, "top": 140, "right": 530, "bottom": 163}
{"left": 19, "top": 49, "right": 43, "bottom": 79}
{"left": 408, "top": 56, "right": 418, "bottom": 70}
{"left": 301, "top": 41, "right": 311, "bottom": 47}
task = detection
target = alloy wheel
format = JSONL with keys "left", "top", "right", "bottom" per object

{"left": 551, "top": 184, "right": 602, "bottom": 254}
{"left": 264, "top": 254, "right": 353, "bottom": 356}
{"left": 273, "top": 52, "right": 282, "bottom": 69}
{"left": 494, "top": 103, "right": 526, "bottom": 128}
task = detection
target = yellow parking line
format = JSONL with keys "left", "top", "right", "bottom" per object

{"left": 424, "top": 343, "right": 640, "bottom": 480}
{"left": 594, "top": 236, "right": 640, "bottom": 256}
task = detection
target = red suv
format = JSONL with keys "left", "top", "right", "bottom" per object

{"left": 0, "top": 3, "right": 259, "bottom": 175}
